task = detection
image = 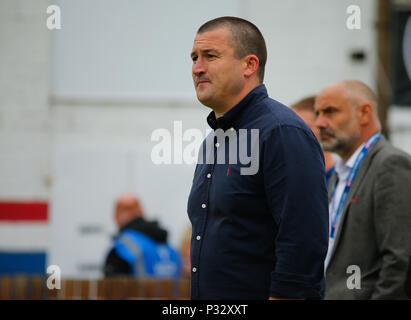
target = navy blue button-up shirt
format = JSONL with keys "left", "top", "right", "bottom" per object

{"left": 187, "top": 84, "right": 329, "bottom": 299}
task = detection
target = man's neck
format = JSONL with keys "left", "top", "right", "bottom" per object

{"left": 214, "top": 108, "right": 230, "bottom": 119}
{"left": 340, "top": 141, "right": 363, "bottom": 163}
{"left": 213, "top": 82, "right": 260, "bottom": 118}
{"left": 339, "top": 130, "right": 380, "bottom": 162}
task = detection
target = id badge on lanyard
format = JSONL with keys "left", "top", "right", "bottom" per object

{"left": 329, "top": 132, "right": 381, "bottom": 239}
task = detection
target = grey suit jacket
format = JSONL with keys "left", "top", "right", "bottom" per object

{"left": 325, "top": 136, "right": 411, "bottom": 299}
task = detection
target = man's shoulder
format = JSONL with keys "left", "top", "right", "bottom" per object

{"left": 370, "top": 137, "right": 411, "bottom": 171}
{"left": 254, "top": 96, "right": 310, "bottom": 131}
{"left": 122, "top": 218, "right": 168, "bottom": 243}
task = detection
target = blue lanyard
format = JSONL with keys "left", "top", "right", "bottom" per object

{"left": 329, "top": 132, "right": 381, "bottom": 238}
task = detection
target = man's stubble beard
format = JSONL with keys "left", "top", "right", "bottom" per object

{"left": 321, "top": 127, "right": 361, "bottom": 157}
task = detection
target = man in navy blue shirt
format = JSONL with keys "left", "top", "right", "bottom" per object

{"left": 188, "top": 16, "right": 329, "bottom": 299}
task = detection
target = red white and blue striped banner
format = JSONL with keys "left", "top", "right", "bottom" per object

{"left": 0, "top": 201, "right": 48, "bottom": 275}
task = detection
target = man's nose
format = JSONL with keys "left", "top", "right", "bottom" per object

{"left": 314, "top": 115, "right": 328, "bottom": 129}
{"left": 192, "top": 57, "right": 206, "bottom": 76}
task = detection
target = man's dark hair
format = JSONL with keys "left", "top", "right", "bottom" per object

{"left": 197, "top": 16, "right": 267, "bottom": 82}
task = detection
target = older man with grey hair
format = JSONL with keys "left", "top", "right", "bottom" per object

{"left": 315, "top": 80, "right": 411, "bottom": 299}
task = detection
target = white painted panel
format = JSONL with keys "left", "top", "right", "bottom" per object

{"left": 49, "top": 136, "right": 199, "bottom": 278}
{"left": 51, "top": 0, "right": 242, "bottom": 98}
{"left": 0, "top": 132, "right": 50, "bottom": 199}
{"left": 50, "top": 145, "right": 130, "bottom": 278}
{"left": 244, "top": 0, "right": 377, "bottom": 105}
{"left": 0, "top": 223, "right": 49, "bottom": 250}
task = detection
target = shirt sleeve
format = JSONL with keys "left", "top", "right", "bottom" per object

{"left": 262, "top": 125, "right": 329, "bottom": 299}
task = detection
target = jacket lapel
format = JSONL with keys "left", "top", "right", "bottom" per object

{"left": 327, "top": 136, "right": 387, "bottom": 266}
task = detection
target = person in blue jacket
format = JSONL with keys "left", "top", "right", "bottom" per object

{"left": 104, "top": 192, "right": 181, "bottom": 278}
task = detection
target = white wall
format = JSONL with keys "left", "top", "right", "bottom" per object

{"left": 388, "top": 107, "right": 411, "bottom": 154}
{"left": 0, "top": 0, "right": 51, "bottom": 256}
{"left": 246, "top": 0, "right": 378, "bottom": 105}
{"left": 0, "top": 0, "right": 51, "bottom": 200}
{"left": 49, "top": 103, "right": 210, "bottom": 277}
{"left": 51, "top": 0, "right": 242, "bottom": 98}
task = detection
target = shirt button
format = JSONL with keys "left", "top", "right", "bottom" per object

{"left": 196, "top": 235, "right": 201, "bottom": 240}
{"left": 192, "top": 267, "right": 197, "bottom": 273}
{"left": 206, "top": 173, "right": 211, "bottom": 179}
{"left": 215, "top": 142, "right": 220, "bottom": 148}
{"left": 201, "top": 203, "right": 206, "bottom": 209}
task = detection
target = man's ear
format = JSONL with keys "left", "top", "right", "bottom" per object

{"left": 357, "top": 103, "right": 373, "bottom": 126}
{"left": 243, "top": 55, "right": 259, "bottom": 78}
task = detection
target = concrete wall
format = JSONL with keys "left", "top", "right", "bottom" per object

{"left": 0, "top": 0, "right": 51, "bottom": 271}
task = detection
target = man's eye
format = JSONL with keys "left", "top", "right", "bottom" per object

{"left": 324, "top": 108, "right": 336, "bottom": 114}
{"left": 192, "top": 56, "right": 198, "bottom": 62}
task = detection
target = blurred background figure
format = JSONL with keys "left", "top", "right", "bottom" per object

{"left": 179, "top": 225, "right": 192, "bottom": 279}
{"left": 291, "top": 96, "right": 336, "bottom": 184}
{"left": 103, "top": 192, "right": 181, "bottom": 278}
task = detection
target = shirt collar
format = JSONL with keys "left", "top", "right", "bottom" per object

{"left": 206, "top": 84, "right": 268, "bottom": 130}
{"left": 335, "top": 142, "right": 365, "bottom": 177}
